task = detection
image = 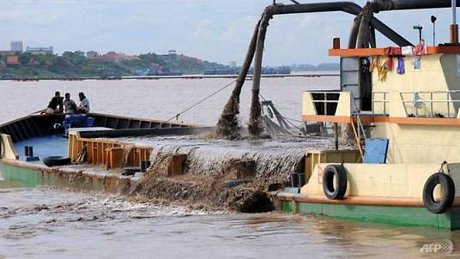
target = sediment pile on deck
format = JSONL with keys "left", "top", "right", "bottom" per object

{"left": 126, "top": 136, "right": 333, "bottom": 212}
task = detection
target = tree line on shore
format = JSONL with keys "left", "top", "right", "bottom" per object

{"left": 0, "top": 51, "right": 338, "bottom": 79}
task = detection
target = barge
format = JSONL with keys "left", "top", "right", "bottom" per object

{"left": 0, "top": 112, "right": 211, "bottom": 191}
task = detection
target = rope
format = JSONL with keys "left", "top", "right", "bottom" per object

{"left": 283, "top": 117, "right": 302, "bottom": 130}
{"left": 259, "top": 94, "right": 303, "bottom": 135}
{"left": 259, "top": 93, "right": 302, "bottom": 130}
{"left": 166, "top": 79, "right": 236, "bottom": 122}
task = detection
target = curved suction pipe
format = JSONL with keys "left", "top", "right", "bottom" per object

{"left": 215, "top": 17, "right": 262, "bottom": 139}
{"left": 373, "top": 0, "right": 460, "bottom": 12}
{"left": 265, "top": 1, "right": 362, "bottom": 16}
{"left": 267, "top": 2, "right": 411, "bottom": 48}
{"left": 249, "top": 12, "right": 272, "bottom": 137}
{"left": 357, "top": 3, "right": 374, "bottom": 48}
{"left": 369, "top": 26, "right": 377, "bottom": 48}
{"left": 369, "top": 18, "right": 412, "bottom": 46}
{"left": 348, "top": 15, "right": 362, "bottom": 48}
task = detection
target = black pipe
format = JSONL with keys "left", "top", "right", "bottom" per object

{"left": 221, "top": 0, "right": 458, "bottom": 139}
{"left": 366, "top": 0, "right": 460, "bottom": 45}
{"left": 265, "top": 2, "right": 362, "bottom": 16}
{"left": 247, "top": 1, "right": 414, "bottom": 137}
{"left": 267, "top": 1, "right": 362, "bottom": 47}
{"left": 348, "top": 15, "right": 361, "bottom": 48}
{"left": 265, "top": 2, "right": 411, "bottom": 47}
{"left": 369, "top": 18, "right": 412, "bottom": 46}
{"left": 357, "top": 3, "right": 374, "bottom": 48}
{"left": 268, "top": 1, "right": 460, "bottom": 46}
{"left": 215, "top": 17, "right": 262, "bottom": 139}
{"left": 370, "top": 26, "right": 377, "bottom": 48}
{"left": 374, "top": 0, "right": 460, "bottom": 12}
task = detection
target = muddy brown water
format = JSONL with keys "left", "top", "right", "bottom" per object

{"left": 1, "top": 77, "right": 460, "bottom": 258}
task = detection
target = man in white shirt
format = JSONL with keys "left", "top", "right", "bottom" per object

{"left": 63, "top": 93, "right": 77, "bottom": 114}
{"left": 60, "top": 92, "right": 93, "bottom": 137}
{"left": 77, "top": 92, "right": 90, "bottom": 114}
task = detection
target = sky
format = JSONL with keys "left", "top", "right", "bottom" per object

{"left": 0, "top": 0, "right": 457, "bottom": 65}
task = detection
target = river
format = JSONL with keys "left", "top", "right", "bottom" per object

{"left": 0, "top": 76, "right": 458, "bottom": 258}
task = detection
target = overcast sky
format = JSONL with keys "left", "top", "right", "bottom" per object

{"left": 0, "top": 0, "right": 456, "bottom": 65}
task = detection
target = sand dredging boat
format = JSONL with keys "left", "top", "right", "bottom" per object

{"left": 4, "top": 0, "right": 460, "bottom": 229}
{"left": 241, "top": 0, "right": 460, "bottom": 230}
{"left": 0, "top": 111, "right": 323, "bottom": 212}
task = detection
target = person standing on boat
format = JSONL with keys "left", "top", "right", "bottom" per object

{"left": 63, "top": 93, "right": 77, "bottom": 114}
{"left": 77, "top": 92, "right": 90, "bottom": 114}
{"left": 44, "top": 91, "right": 63, "bottom": 114}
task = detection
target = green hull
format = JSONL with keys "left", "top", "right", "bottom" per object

{"left": 0, "top": 161, "right": 130, "bottom": 193}
{"left": 280, "top": 200, "right": 460, "bottom": 230}
{"left": 0, "top": 162, "right": 43, "bottom": 187}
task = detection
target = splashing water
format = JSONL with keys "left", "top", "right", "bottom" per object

{"left": 121, "top": 135, "right": 334, "bottom": 180}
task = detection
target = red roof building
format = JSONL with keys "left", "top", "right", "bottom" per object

{"left": 6, "top": 56, "right": 20, "bottom": 65}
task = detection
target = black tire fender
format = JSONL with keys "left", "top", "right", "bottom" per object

{"left": 42, "top": 156, "right": 71, "bottom": 167}
{"left": 422, "top": 173, "right": 455, "bottom": 214}
{"left": 322, "top": 164, "right": 348, "bottom": 200}
{"left": 0, "top": 135, "right": 3, "bottom": 159}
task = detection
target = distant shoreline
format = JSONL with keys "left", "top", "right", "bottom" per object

{"left": 2, "top": 72, "right": 339, "bottom": 81}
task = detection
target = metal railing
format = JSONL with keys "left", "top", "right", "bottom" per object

{"left": 372, "top": 91, "right": 390, "bottom": 115}
{"left": 400, "top": 91, "right": 460, "bottom": 118}
{"left": 373, "top": 90, "right": 460, "bottom": 118}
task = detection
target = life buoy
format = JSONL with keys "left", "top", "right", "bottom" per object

{"left": 422, "top": 173, "right": 455, "bottom": 214}
{"left": 42, "top": 156, "right": 71, "bottom": 167}
{"left": 322, "top": 164, "right": 347, "bottom": 200}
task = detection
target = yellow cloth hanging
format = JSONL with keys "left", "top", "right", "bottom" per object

{"left": 378, "top": 58, "right": 388, "bottom": 81}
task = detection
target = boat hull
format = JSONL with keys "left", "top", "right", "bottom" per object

{"left": 277, "top": 196, "right": 460, "bottom": 230}
{"left": 0, "top": 159, "right": 135, "bottom": 193}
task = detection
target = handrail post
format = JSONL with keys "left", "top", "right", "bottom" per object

{"left": 430, "top": 92, "right": 434, "bottom": 117}
{"left": 447, "top": 92, "right": 451, "bottom": 117}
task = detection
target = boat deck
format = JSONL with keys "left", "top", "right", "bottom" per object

{"left": 15, "top": 135, "right": 68, "bottom": 163}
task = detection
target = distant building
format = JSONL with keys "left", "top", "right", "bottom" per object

{"left": 229, "top": 61, "right": 237, "bottom": 68}
{"left": 11, "top": 41, "right": 23, "bottom": 53}
{"left": 0, "top": 50, "right": 17, "bottom": 56}
{"left": 158, "top": 50, "right": 178, "bottom": 62}
{"left": 75, "top": 51, "right": 85, "bottom": 56}
{"left": 96, "top": 51, "right": 139, "bottom": 62}
{"left": 26, "top": 46, "right": 53, "bottom": 55}
{"left": 86, "top": 50, "right": 98, "bottom": 59}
